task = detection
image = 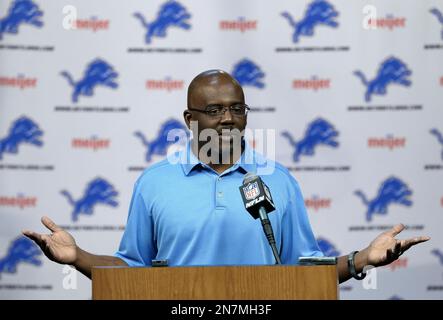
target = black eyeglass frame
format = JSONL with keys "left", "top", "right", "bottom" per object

{"left": 187, "top": 103, "right": 250, "bottom": 117}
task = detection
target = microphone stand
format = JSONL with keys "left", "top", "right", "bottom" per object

{"left": 258, "top": 207, "right": 282, "bottom": 265}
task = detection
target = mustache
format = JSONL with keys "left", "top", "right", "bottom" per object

{"left": 216, "top": 127, "right": 243, "bottom": 135}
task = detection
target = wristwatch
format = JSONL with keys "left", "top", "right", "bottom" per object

{"left": 347, "top": 251, "right": 366, "bottom": 280}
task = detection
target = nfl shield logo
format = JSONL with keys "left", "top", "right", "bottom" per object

{"left": 243, "top": 182, "right": 259, "bottom": 200}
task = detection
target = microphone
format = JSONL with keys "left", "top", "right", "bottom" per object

{"left": 239, "top": 172, "right": 282, "bottom": 264}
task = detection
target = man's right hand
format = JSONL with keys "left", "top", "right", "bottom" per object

{"left": 22, "top": 216, "right": 77, "bottom": 265}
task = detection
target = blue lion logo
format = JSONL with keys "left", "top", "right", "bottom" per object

{"left": 0, "top": 116, "right": 43, "bottom": 160}
{"left": 232, "top": 58, "right": 265, "bottom": 89}
{"left": 354, "top": 177, "right": 413, "bottom": 222}
{"left": 281, "top": 0, "right": 339, "bottom": 43}
{"left": 430, "top": 8, "right": 443, "bottom": 40}
{"left": 133, "top": 0, "right": 191, "bottom": 44}
{"left": 61, "top": 177, "right": 119, "bottom": 222}
{"left": 134, "top": 118, "right": 188, "bottom": 162}
{"left": 0, "top": 0, "right": 43, "bottom": 40}
{"left": 431, "top": 249, "right": 443, "bottom": 265}
{"left": 430, "top": 128, "right": 443, "bottom": 160}
{"left": 316, "top": 237, "right": 340, "bottom": 257}
{"left": 60, "top": 58, "right": 118, "bottom": 103}
{"left": 281, "top": 118, "right": 339, "bottom": 162}
{"left": 354, "top": 56, "right": 412, "bottom": 102}
{"left": 0, "top": 236, "right": 42, "bottom": 276}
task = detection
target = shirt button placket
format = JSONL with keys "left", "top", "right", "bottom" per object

{"left": 215, "top": 176, "right": 224, "bottom": 208}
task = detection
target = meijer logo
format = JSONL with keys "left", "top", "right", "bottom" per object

{"left": 71, "top": 136, "right": 110, "bottom": 151}
{"left": 145, "top": 77, "right": 184, "bottom": 92}
{"left": 0, "top": 193, "right": 37, "bottom": 209}
{"left": 0, "top": 74, "right": 37, "bottom": 89}
{"left": 219, "top": 17, "right": 257, "bottom": 32}
{"left": 367, "top": 135, "right": 406, "bottom": 150}
{"left": 305, "top": 196, "right": 331, "bottom": 211}
{"left": 292, "top": 76, "right": 330, "bottom": 91}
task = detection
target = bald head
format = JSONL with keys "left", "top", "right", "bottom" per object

{"left": 187, "top": 70, "right": 244, "bottom": 108}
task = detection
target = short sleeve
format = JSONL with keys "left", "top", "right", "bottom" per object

{"left": 114, "top": 178, "right": 156, "bottom": 266}
{"left": 280, "top": 175, "right": 324, "bottom": 264}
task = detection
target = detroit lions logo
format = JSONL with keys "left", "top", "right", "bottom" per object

{"left": 60, "top": 58, "right": 118, "bottom": 103}
{"left": 0, "top": 236, "right": 42, "bottom": 276}
{"left": 430, "top": 128, "right": 443, "bottom": 160}
{"left": 133, "top": 0, "right": 191, "bottom": 44}
{"left": 430, "top": 8, "right": 443, "bottom": 40}
{"left": 135, "top": 119, "right": 188, "bottom": 162}
{"left": 0, "top": 116, "right": 43, "bottom": 160}
{"left": 354, "top": 177, "right": 413, "bottom": 222}
{"left": 431, "top": 249, "right": 443, "bottom": 265}
{"left": 354, "top": 56, "right": 412, "bottom": 102}
{"left": 316, "top": 237, "right": 340, "bottom": 257}
{"left": 281, "top": 118, "right": 339, "bottom": 162}
{"left": 281, "top": 0, "right": 338, "bottom": 43}
{"left": 61, "top": 177, "right": 119, "bottom": 222}
{"left": 232, "top": 59, "right": 265, "bottom": 89}
{"left": 0, "top": 0, "right": 43, "bottom": 40}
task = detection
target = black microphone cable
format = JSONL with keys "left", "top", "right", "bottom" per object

{"left": 258, "top": 207, "right": 282, "bottom": 265}
{"left": 241, "top": 172, "right": 282, "bottom": 265}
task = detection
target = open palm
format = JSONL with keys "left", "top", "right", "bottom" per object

{"left": 366, "top": 224, "right": 430, "bottom": 267}
{"left": 22, "top": 216, "right": 77, "bottom": 265}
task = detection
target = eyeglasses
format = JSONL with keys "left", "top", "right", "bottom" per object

{"left": 187, "top": 103, "right": 250, "bottom": 117}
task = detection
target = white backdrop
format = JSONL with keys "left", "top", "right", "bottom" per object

{"left": 1, "top": 0, "right": 442, "bottom": 300}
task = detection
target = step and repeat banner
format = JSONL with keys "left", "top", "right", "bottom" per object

{"left": 0, "top": 0, "right": 442, "bottom": 299}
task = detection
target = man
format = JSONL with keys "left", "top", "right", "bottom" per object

{"left": 22, "top": 70, "right": 429, "bottom": 283}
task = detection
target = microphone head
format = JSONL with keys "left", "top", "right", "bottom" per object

{"left": 243, "top": 172, "right": 257, "bottom": 184}
{"left": 240, "top": 172, "right": 275, "bottom": 219}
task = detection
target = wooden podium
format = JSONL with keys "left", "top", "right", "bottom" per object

{"left": 92, "top": 265, "right": 338, "bottom": 300}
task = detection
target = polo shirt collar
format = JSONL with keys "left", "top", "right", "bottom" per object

{"left": 179, "top": 140, "right": 257, "bottom": 176}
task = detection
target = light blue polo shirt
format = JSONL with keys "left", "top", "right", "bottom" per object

{"left": 115, "top": 143, "right": 323, "bottom": 266}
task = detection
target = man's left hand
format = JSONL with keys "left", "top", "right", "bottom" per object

{"left": 361, "top": 224, "right": 430, "bottom": 267}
